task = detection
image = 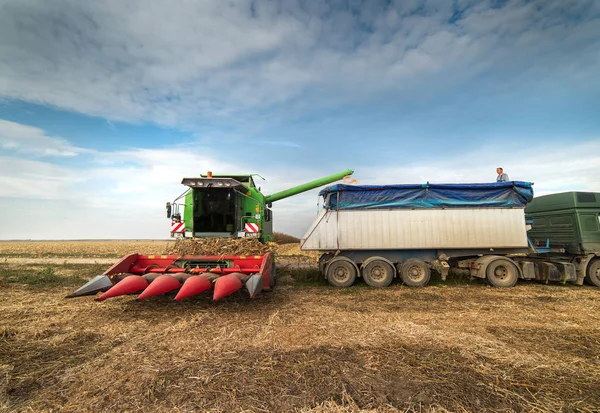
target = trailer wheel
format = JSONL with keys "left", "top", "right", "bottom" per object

{"left": 400, "top": 259, "right": 430, "bottom": 287}
{"left": 326, "top": 258, "right": 357, "bottom": 287}
{"left": 362, "top": 259, "right": 395, "bottom": 287}
{"left": 585, "top": 259, "right": 600, "bottom": 287}
{"left": 485, "top": 258, "right": 518, "bottom": 288}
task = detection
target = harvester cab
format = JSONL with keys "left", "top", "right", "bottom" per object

{"left": 67, "top": 169, "right": 354, "bottom": 302}
{"left": 167, "top": 173, "right": 259, "bottom": 239}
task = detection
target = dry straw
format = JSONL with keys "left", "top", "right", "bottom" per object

{"left": 1, "top": 241, "right": 599, "bottom": 412}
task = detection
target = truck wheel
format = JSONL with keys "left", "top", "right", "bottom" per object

{"left": 326, "top": 258, "right": 357, "bottom": 287}
{"left": 362, "top": 259, "right": 395, "bottom": 287}
{"left": 400, "top": 259, "right": 430, "bottom": 287}
{"left": 585, "top": 259, "right": 600, "bottom": 287}
{"left": 485, "top": 258, "right": 518, "bottom": 287}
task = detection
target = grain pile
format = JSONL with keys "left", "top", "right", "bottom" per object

{"left": 165, "top": 237, "right": 273, "bottom": 256}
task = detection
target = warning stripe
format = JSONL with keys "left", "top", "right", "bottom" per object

{"left": 244, "top": 223, "right": 260, "bottom": 233}
{"left": 171, "top": 222, "right": 185, "bottom": 233}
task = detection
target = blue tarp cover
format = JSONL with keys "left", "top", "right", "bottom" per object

{"left": 319, "top": 182, "right": 534, "bottom": 210}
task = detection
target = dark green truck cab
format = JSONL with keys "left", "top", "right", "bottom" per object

{"left": 526, "top": 191, "right": 600, "bottom": 254}
{"left": 525, "top": 191, "right": 600, "bottom": 287}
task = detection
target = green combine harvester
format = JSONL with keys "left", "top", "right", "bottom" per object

{"left": 166, "top": 169, "right": 354, "bottom": 241}
{"left": 67, "top": 169, "right": 354, "bottom": 301}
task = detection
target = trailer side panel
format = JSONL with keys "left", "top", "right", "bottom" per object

{"left": 301, "top": 208, "right": 528, "bottom": 251}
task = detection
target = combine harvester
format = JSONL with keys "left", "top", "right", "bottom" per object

{"left": 301, "top": 182, "right": 600, "bottom": 288}
{"left": 67, "top": 169, "right": 354, "bottom": 301}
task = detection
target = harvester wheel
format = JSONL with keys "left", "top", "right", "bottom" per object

{"left": 362, "top": 259, "right": 394, "bottom": 287}
{"left": 585, "top": 259, "right": 600, "bottom": 287}
{"left": 400, "top": 259, "right": 430, "bottom": 287}
{"left": 485, "top": 258, "right": 518, "bottom": 288}
{"left": 326, "top": 258, "right": 357, "bottom": 287}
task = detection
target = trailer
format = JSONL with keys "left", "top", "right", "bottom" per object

{"left": 300, "top": 182, "right": 600, "bottom": 288}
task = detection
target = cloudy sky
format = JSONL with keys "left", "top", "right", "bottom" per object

{"left": 0, "top": 0, "right": 599, "bottom": 240}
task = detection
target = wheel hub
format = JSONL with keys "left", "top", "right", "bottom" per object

{"left": 334, "top": 267, "right": 349, "bottom": 281}
{"left": 494, "top": 266, "right": 508, "bottom": 280}
{"left": 371, "top": 265, "right": 384, "bottom": 281}
{"left": 408, "top": 265, "right": 423, "bottom": 281}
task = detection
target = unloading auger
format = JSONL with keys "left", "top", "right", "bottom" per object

{"left": 66, "top": 169, "right": 353, "bottom": 301}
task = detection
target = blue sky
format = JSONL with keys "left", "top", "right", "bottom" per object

{"left": 0, "top": 0, "right": 599, "bottom": 239}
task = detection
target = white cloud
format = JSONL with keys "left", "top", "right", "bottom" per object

{"left": 0, "top": 126, "right": 598, "bottom": 240}
{"left": 0, "top": 156, "right": 82, "bottom": 200}
{"left": 365, "top": 139, "right": 600, "bottom": 197}
{"left": 0, "top": 119, "right": 85, "bottom": 157}
{"left": 0, "top": 2, "right": 599, "bottom": 240}
{"left": 0, "top": 0, "right": 598, "bottom": 126}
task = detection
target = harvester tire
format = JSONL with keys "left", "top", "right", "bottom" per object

{"left": 362, "top": 259, "right": 394, "bottom": 287}
{"left": 326, "top": 258, "right": 357, "bottom": 287}
{"left": 485, "top": 258, "right": 518, "bottom": 288}
{"left": 585, "top": 259, "right": 600, "bottom": 287}
{"left": 400, "top": 259, "right": 430, "bottom": 287}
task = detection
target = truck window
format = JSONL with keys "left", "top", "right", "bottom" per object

{"left": 576, "top": 192, "right": 596, "bottom": 203}
{"left": 580, "top": 213, "right": 600, "bottom": 232}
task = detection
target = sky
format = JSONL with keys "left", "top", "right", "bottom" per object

{"left": 0, "top": 0, "right": 599, "bottom": 240}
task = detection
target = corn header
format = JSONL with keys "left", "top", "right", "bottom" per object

{"left": 66, "top": 169, "right": 354, "bottom": 301}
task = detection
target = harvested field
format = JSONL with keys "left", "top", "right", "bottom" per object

{"left": 0, "top": 239, "right": 319, "bottom": 264}
{"left": 1, "top": 241, "right": 600, "bottom": 412}
{"left": 0, "top": 240, "right": 171, "bottom": 258}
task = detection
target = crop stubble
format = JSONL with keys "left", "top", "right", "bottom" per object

{"left": 1, "top": 240, "right": 599, "bottom": 412}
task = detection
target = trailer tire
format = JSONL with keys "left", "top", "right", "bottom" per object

{"left": 485, "top": 258, "right": 518, "bottom": 288}
{"left": 362, "top": 259, "right": 395, "bottom": 287}
{"left": 400, "top": 259, "right": 430, "bottom": 287}
{"left": 585, "top": 259, "right": 600, "bottom": 287}
{"left": 326, "top": 258, "right": 357, "bottom": 288}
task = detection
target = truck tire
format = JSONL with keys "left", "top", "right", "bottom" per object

{"left": 400, "top": 259, "right": 430, "bottom": 287}
{"left": 326, "top": 258, "right": 357, "bottom": 287}
{"left": 485, "top": 258, "right": 518, "bottom": 287}
{"left": 362, "top": 259, "right": 395, "bottom": 287}
{"left": 585, "top": 259, "right": 600, "bottom": 287}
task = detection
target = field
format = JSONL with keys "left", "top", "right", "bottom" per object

{"left": 1, "top": 241, "right": 600, "bottom": 412}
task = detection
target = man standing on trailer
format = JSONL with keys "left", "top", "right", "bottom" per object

{"left": 496, "top": 167, "right": 509, "bottom": 182}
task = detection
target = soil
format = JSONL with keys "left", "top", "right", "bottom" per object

{"left": 1, "top": 241, "right": 599, "bottom": 412}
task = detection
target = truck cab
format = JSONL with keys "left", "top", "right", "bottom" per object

{"left": 526, "top": 191, "right": 600, "bottom": 254}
